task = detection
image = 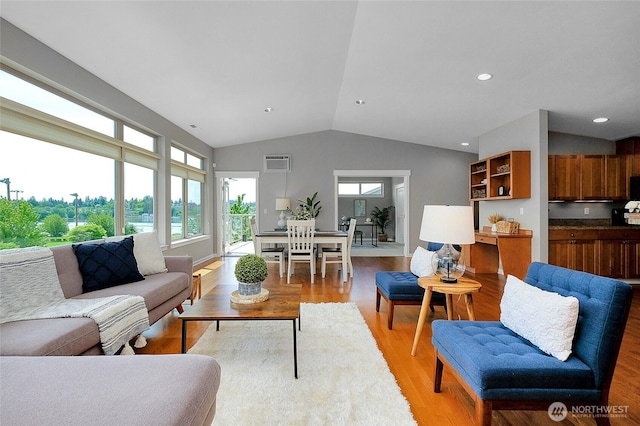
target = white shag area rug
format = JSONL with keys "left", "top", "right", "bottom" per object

{"left": 188, "top": 302, "right": 417, "bottom": 426}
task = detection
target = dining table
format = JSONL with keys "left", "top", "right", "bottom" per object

{"left": 255, "top": 230, "right": 349, "bottom": 282}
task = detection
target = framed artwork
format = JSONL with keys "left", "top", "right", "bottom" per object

{"left": 354, "top": 199, "right": 366, "bottom": 217}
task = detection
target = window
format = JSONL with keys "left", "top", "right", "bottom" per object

{"left": 170, "top": 145, "right": 205, "bottom": 240}
{"left": 338, "top": 182, "right": 383, "bottom": 197}
{"left": 124, "top": 163, "right": 154, "bottom": 235}
{"left": 123, "top": 124, "right": 154, "bottom": 151}
{"left": 1, "top": 69, "right": 115, "bottom": 136}
{"left": 0, "top": 131, "right": 115, "bottom": 245}
{"left": 0, "top": 66, "right": 160, "bottom": 248}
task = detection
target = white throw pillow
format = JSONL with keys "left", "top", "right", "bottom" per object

{"left": 410, "top": 246, "right": 435, "bottom": 277}
{"left": 500, "top": 275, "right": 579, "bottom": 361}
{"left": 106, "top": 231, "right": 167, "bottom": 276}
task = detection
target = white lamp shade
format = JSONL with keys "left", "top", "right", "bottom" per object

{"left": 275, "top": 198, "right": 291, "bottom": 211}
{"left": 419, "top": 205, "right": 475, "bottom": 245}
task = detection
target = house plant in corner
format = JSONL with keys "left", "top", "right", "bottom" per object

{"left": 232, "top": 254, "right": 269, "bottom": 303}
{"left": 370, "top": 205, "right": 394, "bottom": 242}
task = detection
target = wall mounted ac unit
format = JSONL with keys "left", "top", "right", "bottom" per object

{"left": 264, "top": 155, "right": 291, "bottom": 172}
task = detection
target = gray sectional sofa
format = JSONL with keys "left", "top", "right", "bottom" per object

{"left": 0, "top": 238, "right": 222, "bottom": 426}
{"left": 0, "top": 241, "right": 192, "bottom": 356}
{"left": 1, "top": 354, "right": 222, "bottom": 426}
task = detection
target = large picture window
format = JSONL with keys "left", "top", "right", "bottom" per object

{"left": 170, "top": 145, "right": 205, "bottom": 240}
{"left": 0, "top": 67, "right": 161, "bottom": 249}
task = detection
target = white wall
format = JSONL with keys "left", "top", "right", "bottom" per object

{"left": 478, "top": 110, "right": 549, "bottom": 262}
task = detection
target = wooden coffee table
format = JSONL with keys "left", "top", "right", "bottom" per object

{"left": 179, "top": 283, "right": 302, "bottom": 378}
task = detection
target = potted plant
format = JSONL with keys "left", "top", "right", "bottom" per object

{"left": 234, "top": 254, "right": 268, "bottom": 296}
{"left": 296, "top": 191, "right": 322, "bottom": 219}
{"left": 370, "top": 205, "right": 394, "bottom": 242}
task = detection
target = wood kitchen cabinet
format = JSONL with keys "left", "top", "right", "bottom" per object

{"left": 581, "top": 155, "right": 605, "bottom": 199}
{"left": 598, "top": 229, "right": 640, "bottom": 279}
{"left": 549, "top": 228, "right": 640, "bottom": 278}
{"left": 605, "top": 155, "right": 631, "bottom": 200}
{"left": 549, "top": 154, "right": 632, "bottom": 200}
{"left": 548, "top": 230, "right": 598, "bottom": 275}
{"left": 549, "top": 155, "right": 580, "bottom": 200}
{"left": 632, "top": 155, "right": 640, "bottom": 177}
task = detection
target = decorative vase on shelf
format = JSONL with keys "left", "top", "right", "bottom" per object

{"left": 491, "top": 223, "right": 498, "bottom": 233}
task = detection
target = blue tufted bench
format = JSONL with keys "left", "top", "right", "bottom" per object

{"left": 431, "top": 262, "right": 633, "bottom": 425}
{"left": 375, "top": 271, "right": 445, "bottom": 329}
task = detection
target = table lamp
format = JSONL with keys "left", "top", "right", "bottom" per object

{"left": 419, "top": 205, "right": 475, "bottom": 283}
{"left": 275, "top": 198, "right": 291, "bottom": 229}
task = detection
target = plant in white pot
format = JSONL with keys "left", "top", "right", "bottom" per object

{"left": 234, "top": 254, "right": 269, "bottom": 296}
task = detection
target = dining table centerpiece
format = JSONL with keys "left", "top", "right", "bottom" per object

{"left": 232, "top": 254, "right": 270, "bottom": 303}
{"left": 295, "top": 191, "right": 322, "bottom": 219}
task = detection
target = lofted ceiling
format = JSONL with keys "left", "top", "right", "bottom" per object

{"left": 1, "top": 1, "right": 639, "bottom": 153}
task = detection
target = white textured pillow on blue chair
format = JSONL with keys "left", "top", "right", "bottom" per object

{"left": 410, "top": 246, "right": 435, "bottom": 277}
{"left": 500, "top": 275, "right": 579, "bottom": 361}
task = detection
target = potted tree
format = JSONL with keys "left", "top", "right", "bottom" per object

{"left": 370, "top": 205, "right": 394, "bottom": 242}
{"left": 234, "top": 254, "right": 268, "bottom": 296}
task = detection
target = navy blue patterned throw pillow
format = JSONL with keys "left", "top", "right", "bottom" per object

{"left": 73, "top": 236, "right": 144, "bottom": 293}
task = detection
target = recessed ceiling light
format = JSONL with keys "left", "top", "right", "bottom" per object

{"left": 264, "top": 107, "right": 274, "bottom": 113}
{"left": 476, "top": 73, "right": 493, "bottom": 81}
{"left": 461, "top": 142, "right": 470, "bottom": 146}
{"left": 355, "top": 100, "right": 366, "bottom": 105}
{"left": 592, "top": 117, "right": 609, "bottom": 123}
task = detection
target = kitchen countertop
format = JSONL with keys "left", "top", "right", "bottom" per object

{"left": 549, "top": 219, "right": 639, "bottom": 230}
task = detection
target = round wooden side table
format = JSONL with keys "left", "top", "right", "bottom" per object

{"left": 410, "top": 275, "right": 482, "bottom": 356}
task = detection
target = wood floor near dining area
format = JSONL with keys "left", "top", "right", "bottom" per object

{"left": 138, "top": 256, "right": 640, "bottom": 426}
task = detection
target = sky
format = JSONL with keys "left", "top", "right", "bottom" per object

{"left": 0, "top": 69, "right": 257, "bottom": 203}
{"left": 0, "top": 131, "right": 119, "bottom": 201}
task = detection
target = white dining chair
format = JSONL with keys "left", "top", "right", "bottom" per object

{"left": 286, "top": 219, "right": 316, "bottom": 284}
{"left": 321, "top": 218, "right": 356, "bottom": 279}
{"left": 250, "top": 219, "right": 284, "bottom": 277}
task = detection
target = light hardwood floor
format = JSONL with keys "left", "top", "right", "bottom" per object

{"left": 138, "top": 256, "right": 640, "bottom": 426}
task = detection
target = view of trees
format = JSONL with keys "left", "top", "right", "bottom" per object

{"left": 229, "top": 194, "right": 254, "bottom": 243}
{"left": 0, "top": 199, "right": 48, "bottom": 249}
{"left": 0, "top": 196, "right": 158, "bottom": 249}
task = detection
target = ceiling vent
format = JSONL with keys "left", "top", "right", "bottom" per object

{"left": 264, "top": 155, "right": 291, "bottom": 172}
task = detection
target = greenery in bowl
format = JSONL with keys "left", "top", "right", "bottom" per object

{"left": 234, "top": 254, "right": 269, "bottom": 283}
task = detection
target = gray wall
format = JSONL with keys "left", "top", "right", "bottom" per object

{"left": 214, "top": 130, "right": 477, "bottom": 252}
{"left": 478, "top": 110, "right": 549, "bottom": 262}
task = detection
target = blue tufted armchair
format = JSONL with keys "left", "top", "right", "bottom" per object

{"left": 431, "top": 262, "right": 633, "bottom": 425}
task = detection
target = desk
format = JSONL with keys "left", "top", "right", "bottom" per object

{"left": 255, "top": 230, "right": 349, "bottom": 282}
{"left": 465, "top": 226, "right": 532, "bottom": 280}
{"left": 341, "top": 221, "right": 378, "bottom": 246}
{"left": 410, "top": 276, "right": 482, "bottom": 356}
{"left": 356, "top": 222, "right": 378, "bottom": 246}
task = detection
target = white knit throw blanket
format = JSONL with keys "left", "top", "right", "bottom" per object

{"left": 0, "top": 246, "right": 150, "bottom": 355}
